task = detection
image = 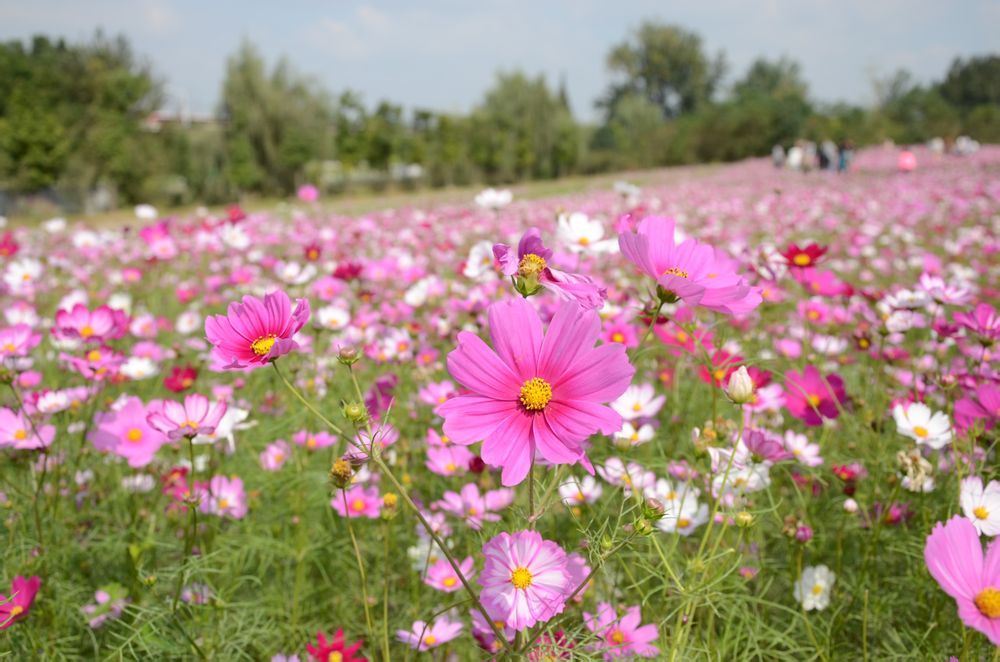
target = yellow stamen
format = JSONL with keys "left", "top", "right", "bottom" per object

{"left": 975, "top": 506, "right": 990, "bottom": 520}
{"left": 442, "top": 577, "right": 457, "bottom": 588}
{"left": 218, "top": 498, "right": 230, "bottom": 510}
{"left": 250, "top": 335, "right": 277, "bottom": 357}
{"left": 793, "top": 254, "right": 812, "bottom": 266}
{"left": 14, "top": 429, "right": 27, "bottom": 441}
{"left": 9, "top": 605, "right": 23, "bottom": 617}
{"left": 444, "top": 462, "right": 456, "bottom": 473}
{"left": 510, "top": 566, "right": 533, "bottom": 589}
{"left": 518, "top": 253, "right": 547, "bottom": 277}
{"left": 519, "top": 377, "right": 553, "bottom": 411}
{"left": 611, "top": 332, "right": 625, "bottom": 343}
{"left": 975, "top": 587, "right": 1000, "bottom": 618}
{"left": 87, "top": 350, "right": 102, "bottom": 362}
{"left": 80, "top": 325, "right": 94, "bottom": 338}
{"left": 807, "top": 394, "right": 821, "bottom": 407}
{"left": 609, "top": 629, "right": 625, "bottom": 645}
{"left": 328, "top": 653, "right": 343, "bottom": 662}
{"left": 811, "top": 583, "right": 824, "bottom": 595}
{"left": 663, "top": 266, "right": 689, "bottom": 278}
{"left": 913, "top": 426, "right": 929, "bottom": 438}
{"left": 126, "top": 428, "right": 143, "bottom": 443}
{"left": 424, "top": 634, "right": 437, "bottom": 646}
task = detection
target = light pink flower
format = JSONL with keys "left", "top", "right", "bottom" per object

{"left": 424, "top": 556, "right": 475, "bottom": 593}
{"left": 438, "top": 298, "right": 633, "bottom": 486}
{"left": 479, "top": 530, "right": 570, "bottom": 631}
{"left": 198, "top": 475, "right": 247, "bottom": 519}
{"left": 396, "top": 616, "right": 463, "bottom": 651}
{"left": 146, "top": 393, "right": 227, "bottom": 441}
{"left": 332, "top": 485, "right": 381, "bottom": 519}
{"left": 432, "top": 482, "right": 514, "bottom": 530}
{"left": 90, "top": 397, "right": 168, "bottom": 467}
{"left": 584, "top": 602, "right": 660, "bottom": 659}
{"left": 260, "top": 440, "right": 290, "bottom": 471}
{"left": 52, "top": 304, "right": 128, "bottom": 343}
{"left": 0, "top": 408, "right": 54, "bottom": 450}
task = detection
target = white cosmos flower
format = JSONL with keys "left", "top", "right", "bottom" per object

{"left": 646, "top": 478, "right": 708, "bottom": 536}
{"left": 794, "top": 565, "right": 835, "bottom": 611}
{"left": 883, "top": 288, "right": 930, "bottom": 310}
{"left": 462, "top": 240, "right": 497, "bottom": 281}
{"left": 275, "top": 261, "right": 316, "bottom": 285}
{"left": 558, "top": 475, "right": 603, "bottom": 506}
{"left": 220, "top": 224, "right": 250, "bottom": 250}
{"left": 43, "top": 217, "right": 66, "bottom": 233}
{"left": 611, "top": 383, "right": 666, "bottom": 421}
{"left": 119, "top": 356, "right": 158, "bottom": 380}
{"left": 474, "top": 188, "right": 512, "bottom": 210}
{"left": 4, "top": 258, "right": 43, "bottom": 294}
{"left": 135, "top": 204, "right": 158, "bottom": 220}
{"left": 316, "top": 304, "right": 351, "bottom": 331}
{"left": 557, "top": 212, "right": 614, "bottom": 253}
{"left": 614, "top": 421, "right": 655, "bottom": 447}
{"left": 892, "top": 402, "right": 952, "bottom": 449}
{"left": 960, "top": 476, "right": 1000, "bottom": 537}
{"left": 176, "top": 310, "right": 202, "bottom": 335}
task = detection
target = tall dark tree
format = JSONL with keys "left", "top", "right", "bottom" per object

{"left": 939, "top": 55, "right": 1000, "bottom": 109}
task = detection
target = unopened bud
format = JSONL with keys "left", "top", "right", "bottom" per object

{"left": 381, "top": 492, "right": 399, "bottom": 520}
{"left": 843, "top": 498, "right": 859, "bottom": 514}
{"left": 725, "top": 366, "right": 755, "bottom": 405}
{"left": 643, "top": 498, "right": 665, "bottom": 521}
{"left": 342, "top": 401, "right": 369, "bottom": 426}
{"left": 329, "top": 458, "right": 353, "bottom": 489}
{"left": 337, "top": 346, "right": 360, "bottom": 366}
{"left": 633, "top": 518, "right": 654, "bottom": 536}
{"left": 735, "top": 511, "right": 754, "bottom": 528}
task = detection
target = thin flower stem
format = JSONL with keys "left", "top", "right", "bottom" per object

{"left": 341, "top": 489, "right": 375, "bottom": 645}
{"left": 696, "top": 412, "right": 742, "bottom": 560}
{"left": 527, "top": 461, "right": 535, "bottom": 531}
{"left": 171, "top": 436, "right": 199, "bottom": 613}
{"left": 271, "top": 361, "right": 345, "bottom": 436}
{"left": 705, "top": 411, "right": 746, "bottom": 560}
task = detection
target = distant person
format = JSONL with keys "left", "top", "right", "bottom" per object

{"left": 928, "top": 137, "right": 945, "bottom": 154}
{"left": 821, "top": 140, "right": 837, "bottom": 171}
{"left": 802, "top": 141, "right": 817, "bottom": 172}
{"left": 786, "top": 144, "right": 804, "bottom": 171}
{"left": 838, "top": 140, "right": 855, "bottom": 173}
{"left": 771, "top": 144, "right": 786, "bottom": 169}
{"left": 898, "top": 149, "right": 917, "bottom": 173}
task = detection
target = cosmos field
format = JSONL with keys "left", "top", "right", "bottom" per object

{"left": 2, "top": 146, "right": 1000, "bottom": 660}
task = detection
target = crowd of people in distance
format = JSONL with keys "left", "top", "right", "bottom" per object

{"left": 772, "top": 134, "right": 982, "bottom": 174}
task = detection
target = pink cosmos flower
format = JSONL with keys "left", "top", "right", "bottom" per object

{"left": 90, "top": 397, "right": 168, "bottom": 468}
{"left": 396, "top": 616, "right": 463, "bottom": 651}
{"left": 332, "top": 485, "right": 381, "bottom": 519}
{"left": 438, "top": 297, "right": 634, "bottom": 486}
{"left": 955, "top": 303, "right": 1000, "bottom": 343}
{"left": 419, "top": 380, "right": 457, "bottom": 407}
{"left": 260, "top": 440, "right": 291, "bottom": 471}
{"left": 426, "top": 445, "right": 474, "bottom": 477}
{"left": 584, "top": 602, "right": 660, "bottom": 659}
{"left": 146, "top": 393, "right": 228, "bottom": 441}
{"left": 432, "top": 482, "right": 514, "bottom": 530}
{"left": 470, "top": 607, "right": 515, "bottom": 653}
{"left": 61, "top": 346, "right": 124, "bottom": 382}
{"left": 198, "top": 475, "right": 248, "bottom": 519}
{"left": 0, "top": 324, "right": 41, "bottom": 360}
{"left": 292, "top": 430, "right": 338, "bottom": 451}
{"left": 955, "top": 383, "right": 1000, "bottom": 433}
{"left": 205, "top": 290, "right": 310, "bottom": 370}
{"left": 618, "top": 216, "right": 761, "bottom": 315}
{"left": 0, "top": 408, "right": 54, "bottom": 450}
{"left": 924, "top": 515, "right": 1000, "bottom": 645}
{"left": 0, "top": 575, "right": 40, "bottom": 630}
{"left": 784, "top": 366, "right": 847, "bottom": 426}
{"left": 479, "top": 530, "right": 571, "bottom": 631}
{"left": 297, "top": 184, "right": 319, "bottom": 202}
{"left": 493, "top": 227, "right": 607, "bottom": 310}
{"left": 424, "top": 556, "right": 475, "bottom": 592}
{"left": 52, "top": 304, "right": 128, "bottom": 343}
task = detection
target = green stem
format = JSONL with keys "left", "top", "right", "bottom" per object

{"left": 271, "top": 361, "right": 345, "bottom": 436}
{"left": 341, "top": 489, "right": 375, "bottom": 644}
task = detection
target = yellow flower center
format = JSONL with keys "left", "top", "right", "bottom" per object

{"left": 663, "top": 266, "right": 689, "bottom": 278}
{"left": 811, "top": 583, "right": 824, "bottom": 595}
{"left": 609, "top": 629, "right": 625, "bottom": 645}
{"left": 631, "top": 402, "right": 642, "bottom": 412}
{"left": 793, "top": 254, "right": 812, "bottom": 266}
{"left": 975, "top": 587, "right": 1000, "bottom": 618}
{"left": 676, "top": 331, "right": 688, "bottom": 342}
{"left": 518, "top": 253, "right": 547, "bottom": 277}
{"left": 80, "top": 325, "right": 95, "bottom": 338}
{"left": 87, "top": 350, "right": 103, "bottom": 362}
{"left": 807, "top": 310, "right": 820, "bottom": 320}
{"left": 218, "top": 498, "right": 230, "bottom": 510}
{"left": 510, "top": 566, "right": 533, "bottom": 589}
{"left": 574, "top": 491, "right": 586, "bottom": 502}
{"left": 913, "top": 426, "right": 929, "bottom": 438}
{"left": 468, "top": 507, "right": 478, "bottom": 516}
{"left": 713, "top": 369, "right": 725, "bottom": 382}
{"left": 351, "top": 499, "right": 366, "bottom": 512}
{"left": 611, "top": 332, "right": 625, "bottom": 343}
{"left": 250, "top": 335, "right": 277, "bottom": 357}
{"left": 9, "top": 605, "right": 23, "bottom": 617}
{"left": 126, "top": 428, "right": 143, "bottom": 443}
{"left": 519, "top": 377, "right": 553, "bottom": 411}
{"left": 14, "top": 429, "right": 27, "bottom": 441}
{"left": 677, "top": 518, "right": 691, "bottom": 528}
{"left": 444, "top": 462, "right": 456, "bottom": 473}
{"left": 440, "top": 435, "right": 450, "bottom": 445}
{"left": 307, "top": 437, "right": 317, "bottom": 449}
{"left": 578, "top": 237, "right": 590, "bottom": 246}
{"left": 2, "top": 343, "right": 15, "bottom": 352}
{"left": 443, "top": 577, "right": 457, "bottom": 587}
{"left": 975, "top": 506, "right": 990, "bottom": 520}
{"left": 424, "top": 634, "right": 437, "bottom": 646}
{"left": 328, "top": 652, "right": 343, "bottom": 662}
{"left": 807, "top": 394, "right": 821, "bottom": 407}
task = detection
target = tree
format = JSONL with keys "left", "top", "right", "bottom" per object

{"left": 601, "top": 22, "right": 725, "bottom": 119}
{"left": 732, "top": 57, "right": 808, "bottom": 101}
{"left": 939, "top": 55, "right": 1000, "bottom": 110}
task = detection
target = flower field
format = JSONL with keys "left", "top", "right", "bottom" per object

{"left": 2, "top": 146, "right": 1000, "bottom": 660}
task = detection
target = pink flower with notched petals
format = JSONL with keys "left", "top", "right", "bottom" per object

{"left": 0, "top": 408, "right": 54, "bottom": 450}
{"left": 89, "top": 397, "right": 168, "bottom": 468}
{"left": 0, "top": 324, "right": 41, "bottom": 360}
{"left": 479, "top": 530, "right": 570, "bottom": 632}
{"left": 432, "top": 482, "right": 513, "bottom": 530}
{"left": 52, "top": 304, "right": 128, "bottom": 343}
{"left": 146, "top": 393, "right": 227, "bottom": 441}
{"left": 260, "top": 440, "right": 291, "bottom": 471}
{"left": 424, "top": 556, "right": 475, "bottom": 592}
{"left": 292, "top": 430, "right": 337, "bottom": 451}
{"left": 438, "top": 297, "right": 634, "bottom": 486}
{"left": 493, "top": 227, "right": 607, "bottom": 310}
{"left": 955, "top": 303, "right": 1000, "bottom": 343}
{"left": 0, "top": 575, "right": 40, "bottom": 630}
{"left": 332, "top": 485, "right": 381, "bottom": 519}
{"left": 205, "top": 290, "right": 310, "bottom": 370}
{"left": 618, "top": 216, "right": 761, "bottom": 315}
{"left": 426, "top": 445, "right": 474, "bottom": 477}
{"left": 584, "top": 602, "right": 660, "bottom": 659}
{"left": 955, "top": 383, "right": 1000, "bottom": 433}
{"left": 396, "top": 616, "right": 463, "bottom": 651}
{"left": 197, "top": 475, "right": 247, "bottom": 519}
{"left": 784, "top": 365, "right": 847, "bottom": 426}
{"left": 925, "top": 516, "right": 1000, "bottom": 645}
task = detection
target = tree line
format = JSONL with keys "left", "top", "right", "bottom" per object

{"left": 1, "top": 23, "right": 998, "bottom": 212}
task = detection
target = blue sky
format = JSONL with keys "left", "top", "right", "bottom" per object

{"left": 1, "top": 0, "right": 997, "bottom": 121}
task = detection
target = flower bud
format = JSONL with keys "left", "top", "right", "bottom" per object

{"left": 329, "top": 458, "right": 353, "bottom": 489}
{"left": 725, "top": 366, "right": 755, "bottom": 405}
{"left": 843, "top": 498, "right": 859, "bottom": 514}
{"left": 735, "top": 511, "right": 754, "bottom": 528}
{"left": 642, "top": 498, "right": 665, "bottom": 521}
{"left": 633, "top": 518, "right": 654, "bottom": 536}
{"left": 337, "top": 346, "right": 360, "bottom": 366}
{"left": 794, "top": 525, "right": 813, "bottom": 543}
{"left": 381, "top": 492, "right": 399, "bottom": 520}
{"left": 342, "top": 401, "right": 369, "bottom": 426}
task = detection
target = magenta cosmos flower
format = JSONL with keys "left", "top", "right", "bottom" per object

{"left": 479, "top": 530, "right": 571, "bottom": 631}
{"left": 584, "top": 602, "right": 660, "bottom": 659}
{"left": 925, "top": 516, "right": 1000, "bottom": 645}
{"left": 90, "top": 397, "right": 168, "bottom": 467}
{"left": 0, "top": 575, "right": 40, "bottom": 630}
{"left": 618, "top": 216, "right": 761, "bottom": 315}
{"left": 53, "top": 304, "right": 128, "bottom": 343}
{"left": 955, "top": 383, "right": 1000, "bottom": 433}
{"left": 438, "top": 297, "right": 634, "bottom": 486}
{"left": 494, "top": 227, "right": 607, "bottom": 310}
{"left": 784, "top": 365, "right": 847, "bottom": 426}
{"left": 205, "top": 290, "right": 309, "bottom": 369}
{"left": 146, "top": 393, "right": 227, "bottom": 441}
